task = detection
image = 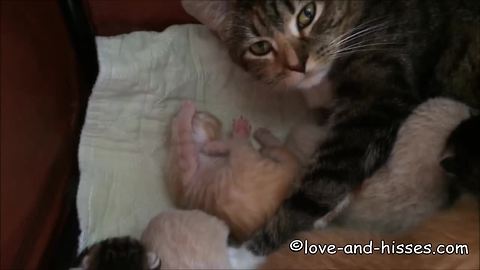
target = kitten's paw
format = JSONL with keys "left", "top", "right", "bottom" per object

{"left": 232, "top": 116, "right": 251, "bottom": 138}
{"left": 254, "top": 127, "right": 282, "bottom": 147}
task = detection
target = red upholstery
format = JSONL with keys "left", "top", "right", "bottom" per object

{"left": 1, "top": 0, "right": 198, "bottom": 269}
{"left": 87, "top": 0, "right": 197, "bottom": 36}
{"left": 1, "top": 1, "right": 84, "bottom": 269}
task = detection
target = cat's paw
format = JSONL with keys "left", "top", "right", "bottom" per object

{"left": 232, "top": 116, "right": 251, "bottom": 138}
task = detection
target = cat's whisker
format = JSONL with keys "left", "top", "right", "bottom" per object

{"left": 323, "top": 33, "right": 405, "bottom": 57}
{"left": 332, "top": 21, "right": 392, "bottom": 48}
{"left": 326, "top": 39, "right": 404, "bottom": 55}
{"left": 320, "top": 22, "right": 397, "bottom": 57}
{"left": 335, "top": 42, "right": 403, "bottom": 53}
{"left": 327, "top": 16, "right": 390, "bottom": 46}
{"left": 324, "top": 45, "right": 400, "bottom": 59}
{"left": 328, "top": 17, "right": 392, "bottom": 45}
{"left": 330, "top": 48, "right": 405, "bottom": 59}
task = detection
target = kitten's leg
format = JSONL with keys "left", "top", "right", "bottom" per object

{"left": 171, "top": 101, "right": 199, "bottom": 183}
{"left": 227, "top": 116, "right": 266, "bottom": 164}
{"left": 253, "top": 127, "right": 300, "bottom": 165}
{"left": 254, "top": 127, "right": 283, "bottom": 147}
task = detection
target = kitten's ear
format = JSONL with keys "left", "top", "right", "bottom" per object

{"left": 147, "top": 252, "right": 161, "bottom": 269}
{"left": 181, "top": 0, "right": 232, "bottom": 40}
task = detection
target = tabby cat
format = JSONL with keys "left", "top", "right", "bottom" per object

{"left": 183, "top": 0, "right": 480, "bottom": 255}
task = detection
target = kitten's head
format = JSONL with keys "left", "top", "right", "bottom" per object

{"left": 192, "top": 111, "right": 223, "bottom": 144}
{"left": 183, "top": 0, "right": 363, "bottom": 90}
{"left": 80, "top": 237, "right": 161, "bottom": 270}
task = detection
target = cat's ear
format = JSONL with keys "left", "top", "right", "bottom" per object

{"left": 181, "top": 0, "right": 232, "bottom": 40}
{"left": 147, "top": 252, "right": 161, "bottom": 269}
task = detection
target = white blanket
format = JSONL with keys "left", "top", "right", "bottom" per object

{"left": 76, "top": 25, "right": 310, "bottom": 251}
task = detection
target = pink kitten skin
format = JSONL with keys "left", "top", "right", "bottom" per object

{"left": 141, "top": 210, "right": 230, "bottom": 269}
{"left": 166, "top": 101, "right": 301, "bottom": 241}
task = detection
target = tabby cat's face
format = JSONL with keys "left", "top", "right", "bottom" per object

{"left": 182, "top": 0, "right": 363, "bottom": 90}
{"left": 224, "top": 0, "right": 362, "bottom": 90}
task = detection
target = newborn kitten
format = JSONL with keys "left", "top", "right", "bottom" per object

{"left": 141, "top": 210, "right": 230, "bottom": 269}
{"left": 79, "top": 237, "right": 160, "bottom": 270}
{"left": 261, "top": 195, "right": 479, "bottom": 270}
{"left": 166, "top": 101, "right": 300, "bottom": 241}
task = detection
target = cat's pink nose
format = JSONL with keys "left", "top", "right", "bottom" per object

{"left": 288, "top": 63, "right": 306, "bottom": 73}
{"left": 287, "top": 55, "right": 308, "bottom": 73}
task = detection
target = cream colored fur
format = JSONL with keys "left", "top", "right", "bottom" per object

{"left": 141, "top": 210, "right": 230, "bottom": 269}
{"left": 334, "top": 98, "right": 472, "bottom": 232}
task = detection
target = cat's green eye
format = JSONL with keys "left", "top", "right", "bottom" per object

{"left": 249, "top": 41, "right": 273, "bottom": 56}
{"left": 297, "top": 2, "right": 316, "bottom": 30}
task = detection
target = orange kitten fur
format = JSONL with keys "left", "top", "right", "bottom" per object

{"left": 141, "top": 210, "right": 230, "bottom": 269}
{"left": 166, "top": 101, "right": 300, "bottom": 241}
{"left": 261, "top": 195, "right": 479, "bottom": 270}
